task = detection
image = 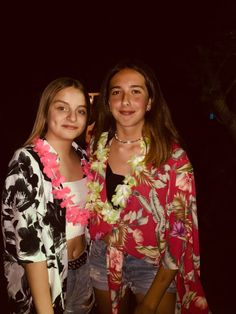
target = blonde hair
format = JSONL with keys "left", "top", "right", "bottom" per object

{"left": 24, "top": 77, "right": 90, "bottom": 146}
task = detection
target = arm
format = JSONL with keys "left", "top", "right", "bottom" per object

{"left": 162, "top": 148, "right": 209, "bottom": 312}
{"left": 24, "top": 261, "right": 54, "bottom": 314}
{"left": 134, "top": 266, "right": 177, "bottom": 314}
{"left": 2, "top": 149, "right": 56, "bottom": 311}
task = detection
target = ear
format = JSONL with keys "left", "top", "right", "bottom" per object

{"left": 146, "top": 98, "right": 151, "bottom": 111}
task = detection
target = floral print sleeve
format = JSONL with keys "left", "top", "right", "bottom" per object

{"left": 1, "top": 144, "right": 68, "bottom": 313}
{"left": 2, "top": 149, "right": 48, "bottom": 263}
{"left": 163, "top": 146, "right": 209, "bottom": 313}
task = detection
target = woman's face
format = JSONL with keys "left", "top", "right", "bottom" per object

{"left": 45, "top": 86, "right": 88, "bottom": 142}
{"left": 108, "top": 68, "right": 151, "bottom": 130}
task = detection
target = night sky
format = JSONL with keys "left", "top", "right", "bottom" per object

{"left": 1, "top": 1, "right": 236, "bottom": 312}
{"left": 1, "top": 2, "right": 235, "bottom": 163}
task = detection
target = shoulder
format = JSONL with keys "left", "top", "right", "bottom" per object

{"left": 3, "top": 146, "right": 43, "bottom": 190}
{"left": 167, "top": 143, "right": 192, "bottom": 170}
{"left": 7, "top": 145, "right": 43, "bottom": 174}
{"left": 9, "top": 145, "right": 34, "bottom": 164}
{"left": 172, "top": 143, "right": 188, "bottom": 160}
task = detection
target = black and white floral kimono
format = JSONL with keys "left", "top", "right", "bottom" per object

{"left": 1, "top": 139, "right": 88, "bottom": 314}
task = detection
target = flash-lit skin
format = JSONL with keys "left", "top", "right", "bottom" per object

{"left": 46, "top": 86, "right": 87, "bottom": 143}
{"left": 45, "top": 86, "right": 88, "bottom": 260}
{"left": 22, "top": 85, "right": 90, "bottom": 314}
{"left": 107, "top": 68, "right": 152, "bottom": 176}
{"left": 93, "top": 69, "right": 177, "bottom": 314}
{"left": 108, "top": 68, "right": 151, "bottom": 140}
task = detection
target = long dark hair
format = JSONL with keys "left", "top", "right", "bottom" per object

{"left": 92, "top": 59, "right": 181, "bottom": 167}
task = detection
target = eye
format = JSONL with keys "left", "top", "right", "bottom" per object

{"left": 56, "top": 105, "right": 69, "bottom": 111}
{"left": 78, "top": 109, "right": 87, "bottom": 115}
{"left": 110, "top": 89, "right": 120, "bottom": 96}
{"left": 131, "top": 89, "right": 142, "bottom": 94}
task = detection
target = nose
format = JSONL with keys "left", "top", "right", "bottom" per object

{"left": 121, "top": 93, "right": 130, "bottom": 106}
{"left": 66, "top": 110, "right": 77, "bottom": 121}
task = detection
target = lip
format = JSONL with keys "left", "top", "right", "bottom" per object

{"left": 119, "top": 110, "right": 135, "bottom": 115}
{"left": 62, "top": 125, "right": 78, "bottom": 130}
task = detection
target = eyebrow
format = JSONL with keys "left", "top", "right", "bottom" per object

{"left": 52, "top": 100, "right": 87, "bottom": 108}
{"left": 52, "top": 99, "right": 69, "bottom": 105}
{"left": 110, "top": 84, "right": 145, "bottom": 90}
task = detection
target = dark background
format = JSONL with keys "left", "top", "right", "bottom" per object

{"left": 1, "top": 1, "right": 236, "bottom": 313}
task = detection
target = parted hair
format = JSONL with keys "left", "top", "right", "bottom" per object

{"left": 91, "top": 59, "right": 181, "bottom": 167}
{"left": 24, "top": 77, "right": 91, "bottom": 148}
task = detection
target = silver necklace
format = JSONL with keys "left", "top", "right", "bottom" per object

{"left": 114, "top": 133, "right": 143, "bottom": 144}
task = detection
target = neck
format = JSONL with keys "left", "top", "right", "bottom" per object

{"left": 114, "top": 132, "right": 143, "bottom": 144}
{"left": 45, "top": 137, "right": 73, "bottom": 158}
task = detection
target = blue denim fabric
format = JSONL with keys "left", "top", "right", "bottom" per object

{"left": 64, "top": 250, "right": 95, "bottom": 314}
{"left": 90, "top": 240, "right": 176, "bottom": 295}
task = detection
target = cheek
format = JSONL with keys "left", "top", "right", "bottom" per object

{"left": 78, "top": 116, "right": 87, "bottom": 128}
{"left": 47, "top": 112, "right": 60, "bottom": 124}
{"left": 138, "top": 98, "right": 149, "bottom": 110}
{"left": 109, "top": 98, "right": 121, "bottom": 109}
{"left": 46, "top": 119, "right": 54, "bottom": 129}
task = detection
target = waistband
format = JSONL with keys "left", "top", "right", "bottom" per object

{"left": 68, "top": 250, "right": 88, "bottom": 270}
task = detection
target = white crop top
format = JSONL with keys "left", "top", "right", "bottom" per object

{"left": 63, "top": 177, "right": 88, "bottom": 240}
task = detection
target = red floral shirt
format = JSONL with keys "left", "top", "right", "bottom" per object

{"left": 89, "top": 144, "right": 210, "bottom": 314}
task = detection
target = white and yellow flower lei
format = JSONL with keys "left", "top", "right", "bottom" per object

{"left": 86, "top": 132, "right": 149, "bottom": 224}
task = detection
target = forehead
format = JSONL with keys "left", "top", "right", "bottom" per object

{"left": 110, "top": 68, "right": 145, "bottom": 87}
{"left": 54, "top": 86, "right": 84, "bottom": 99}
{"left": 51, "top": 86, "right": 87, "bottom": 106}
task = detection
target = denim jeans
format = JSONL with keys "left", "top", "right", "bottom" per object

{"left": 64, "top": 250, "right": 95, "bottom": 314}
{"left": 90, "top": 240, "right": 176, "bottom": 295}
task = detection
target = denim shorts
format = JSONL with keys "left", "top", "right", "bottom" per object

{"left": 64, "top": 250, "right": 95, "bottom": 314}
{"left": 89, "top": 240, "right": 176, "bottom": 295}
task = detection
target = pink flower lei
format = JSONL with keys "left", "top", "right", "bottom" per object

{"left": 33, "top": 137, "right": 90, "bottom": 225}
